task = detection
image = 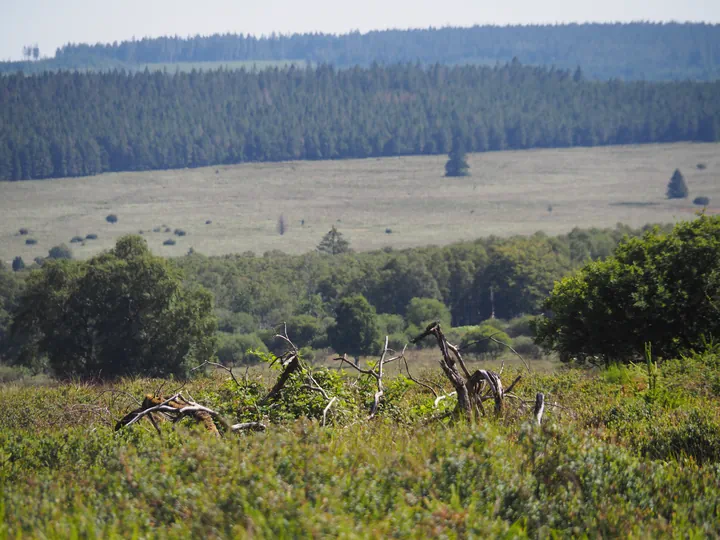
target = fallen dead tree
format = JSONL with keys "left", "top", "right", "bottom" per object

{"left": 116, "top": 322, "right": 549, "bottom": 435}
{"left": 115, "top": 393, "right": 266, "bottom": 436}
{"left": 412, "top": 321, "right": 540, "bottom": 422}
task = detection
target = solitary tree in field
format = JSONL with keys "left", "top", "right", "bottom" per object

{"left": 317, "top": 226, "right": 351, "bottom": 255}
{"left": 666, "top": 169, "right": 688, "bottom": 199}
{"left": 445, "top": 137, "right": 470, "bottom": 177}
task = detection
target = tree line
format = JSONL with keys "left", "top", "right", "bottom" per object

{"left": 1, "top": 62, "right": 719, "bottom": 181}
{"left": 0, "top": 223, "right": 663, "bottom": 374}
{"left": 4, "top": 23, "right": 719, "bottom": 81}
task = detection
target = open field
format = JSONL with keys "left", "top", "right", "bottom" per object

{"left": 0, "top": 142, "right": 718, "bottom": 263}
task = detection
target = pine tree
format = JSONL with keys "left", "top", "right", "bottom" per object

{"left": 317, "top": 226, "right": 351, "bottom": 255}
{"left": 666, "top": 169, "right": 689, "bottom": 199}
{"left": 445, "top": 137, "right": 470, "bottom": 177}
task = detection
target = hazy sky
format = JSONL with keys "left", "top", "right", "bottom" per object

{"left": 2, "top": 0, "right": 719, "bottom": 61}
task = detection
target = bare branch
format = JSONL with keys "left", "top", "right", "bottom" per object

{"left": 192, "top": 360, "right": 242, "bottom": 387}
{"left": 323, "top": 396, "right": 338, "bottom": 427}
{"left": 402, "top": 355, "right": 438, "bottom": 398}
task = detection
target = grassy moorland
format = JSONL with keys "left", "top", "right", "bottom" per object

{"left": 1, "top": 142, "right": 717, "bottom": 264}
{"left": 1, "top": 347, "right": 720, "bottom": 537}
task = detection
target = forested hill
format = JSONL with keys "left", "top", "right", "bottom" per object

{"left": 2, "top": 62, "right": 719, "bottom": 181}
{"left": 5, "top": 23, "right": 720, "bottom": 81}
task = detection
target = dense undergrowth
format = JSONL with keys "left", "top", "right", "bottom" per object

{"left": 1, "top": 351, "right": 720, "bottom": 538}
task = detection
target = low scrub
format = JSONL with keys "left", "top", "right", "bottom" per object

{"left": 1, "top": 352, "right": 720, "bottom": 537}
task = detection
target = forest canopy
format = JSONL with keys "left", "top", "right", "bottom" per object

{"left": 3, "top": 23, "right": 719, "bottom": 81}
{"left": 1, "top": 62, "right": 718, "bottom": 181}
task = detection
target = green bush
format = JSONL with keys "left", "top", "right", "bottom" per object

{"left": 506, "top": 314, "right": 536, "bottom": 337}
{"left": 377, "top": 313, "right": 406, "bottom": 336}
{"left": 216, "top": 310, "right": 257, "bottom": 334}
{"left": 642, "top": 410, "right": 720, "bottom": 464}
{"left": 47, "top": 244, "right": 72, "bottom": 260}
{"left": 216, "top": 332, "right": 268, "bottom": 366}
{"left": 536, "top": 216, "right": 720, "bottom": 363}
{"left": 511, "top": 335, "right": 542, "bottom": 358}
{"left": 460, "top": 324, "right": 512, "bottom": 359}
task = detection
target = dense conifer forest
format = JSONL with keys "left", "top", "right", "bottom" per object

{"left": 3, "top": 23, "right": 720, "bottom": 80}
{"left": 1, "top": 62, "right": 719, "bottom": 181}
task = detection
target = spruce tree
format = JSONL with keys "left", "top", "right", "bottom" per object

{"left": 317, "top": 226, "right": 351, "bottom": 255}
{"left": 445, "top": 138, "right": 470, "bottom": 177}
{"left": 666, "top": 169, "right": 689, "bottom": 199}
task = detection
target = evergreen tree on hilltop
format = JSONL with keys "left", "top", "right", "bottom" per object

{"left": 445, "top": 136, "right": 470, "bottom": 177}
{"left": 317, "top": 226, "right": 351, "bottom": 255}
{"left": 667, "top": 169, "right": 689, "bottom": 199}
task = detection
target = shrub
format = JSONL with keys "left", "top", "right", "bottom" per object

{"left": 85, "top": 233, "right": 98, "bottom": 240}
{"left": 536, "top": 215, "right": 720, "bottom": 363}
{"left": 511, "top": 335, "right": 542, "bottom": 358}
{"left": 25, "top": 238, "right": 37, "bottom": 245}
{"left": 163, "top": 239, "right": 176, "bottom": 246}
{"left": 174, "top": 229, "right": 187, "bottom": 236}
{"left": 642, "top": 410, "right": 720, "bottom": 465}
{"left": 460, "top": 324, "right": 513, "bottom": 359}
{"left": 70, "top": 236, "right": 84, "bottom": 243}
{"left": 405, "top": 297, "right": 451, "bottom": 329}
{"left": 12, "top": 256, "right": 25, "bottom": 271}
{"left": 693, "top": 196, "right": 710, "bottom": 206}
{"left": 47, "top": 244, "right": 72, "bottom": 260}
{"left": 216, "top": 310, "right": 257, "bottom": 334}
{"left": 106, "top": 214, "right": 118, "bottom": 224}
{"left": 216, "top": 332, "right": 268, "bottom": 366}
{"left": 18, "top": 228, "right": 29, "bottom": 235}
{"left": 286, "top": 315, "right": 326, "bottom": 349}
{"left": 506, "top": 315, "right": 536, "bottom": 337}
{"left": 164, "top": 227, "right": 171, "bottom": 233}
{"left": 378, "top": 313, "right": 406, "bottom": 336}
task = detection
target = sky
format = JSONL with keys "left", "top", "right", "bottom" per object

{"left": 2, "top": 0, "right": 719, "bottom": 61}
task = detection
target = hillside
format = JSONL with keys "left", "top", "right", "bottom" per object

{"left": 3, "top": 22, "right": 720, "bottom": 81}
{"left": 1, "top": 142, "right": 717, "bottom": 266}
{"left": 1, "top": 63, "right": 719, "bottom": 181}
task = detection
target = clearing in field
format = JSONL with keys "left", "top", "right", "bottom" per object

{"left": 0, "top": 142, "right": 717, "bottom": 263}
